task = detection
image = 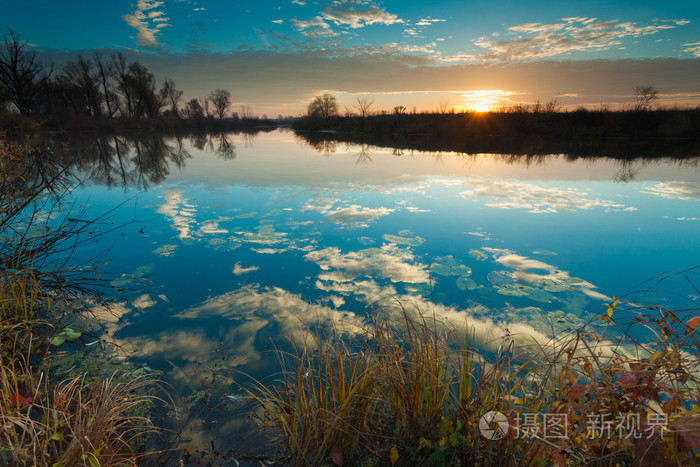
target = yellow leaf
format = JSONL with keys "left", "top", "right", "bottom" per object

{"left": 390, "top": 446, "right": 399, "bottom": 466}
{"left": 650, "top": 351, "right": 664, "bottom": 363}
{"left": 606, "top": 297, "right": 618, "bottom": 318}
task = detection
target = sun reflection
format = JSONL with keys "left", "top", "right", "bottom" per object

{"left": 462, "top": 90, "right": 514, "bottom": 113}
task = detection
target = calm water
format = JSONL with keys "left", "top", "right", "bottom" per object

{"left": 59, "top": 129, "right": 700, "bottom": 449}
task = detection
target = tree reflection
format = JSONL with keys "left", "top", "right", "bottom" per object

{"left": 353, "top": 144, "right": 372, "bottom": 165}
{"left": 57, "top": 134, "right": 191, "bottom": 190}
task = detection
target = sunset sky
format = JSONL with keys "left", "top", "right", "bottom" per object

{"left": 2, "top": 0, "right": 699, "bottom": 115}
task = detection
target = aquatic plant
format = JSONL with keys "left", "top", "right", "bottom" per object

{"left": 244, "top": 278, "right": 700, "bottom": 465}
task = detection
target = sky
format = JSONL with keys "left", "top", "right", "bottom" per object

{"left": 2, "top": 0, "right": 700, "bottom": 116}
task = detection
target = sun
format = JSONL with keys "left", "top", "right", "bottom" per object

{"left": 470, "top": 102, "right": 491, "bottom": 113}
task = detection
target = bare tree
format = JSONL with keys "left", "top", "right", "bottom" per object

{"left": 184, "top": 98, "right": 204, "bottom": 119}
{"left": 240, "top": 103, "right": 253, "bottom": 119}
{"left": 393, "top": 105, "right": 406, "bottom": 115}
{"left": 208, "top": 88, "right": 231, "bottom": 119}
{"left": 0, "top": 28, "right": 54, "bottom": 114}
{"left": 60, "top": 55, "right": 102, "bottom": 116}
{"left": 93, "top": 52, "right": 117, "bottom": 117}
{"left": 307, "top": 93, "right": 338, "bottom": 118}
{"left": 354, "top": 96, "right": 374, "bottom": 117}
{"left": 161, "top": 78, "right": 183, "bottom": 117}
{"left": 633, "top": 84, "right": 659, "bottom": 111}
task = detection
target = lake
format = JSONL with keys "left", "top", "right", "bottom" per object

{"left": 55, "top": 129, "right": 700, "bottom": 453}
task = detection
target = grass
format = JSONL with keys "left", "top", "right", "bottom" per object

{"left": 1, "top": 125, "right": 167, "bottom": 466}
{"left": 246, "top": 291, "right": 700, "bottom": 466}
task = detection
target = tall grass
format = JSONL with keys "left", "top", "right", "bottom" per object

{"left": 1, "top": 125, "right": 168, "bottom": 465}
{"left": 0, "top": 342, "right": 161, "bottom": 466}
{"left": 246, "top": 292, "right": 700, "bottom": 465}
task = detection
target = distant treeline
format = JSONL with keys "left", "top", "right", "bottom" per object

{"left": 0, "top": 29, "right": 275, "bottom": 132}
{"left": 293, "top": 108, "right": 700, "bottom": 158}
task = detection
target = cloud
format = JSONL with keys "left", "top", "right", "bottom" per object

{"left": 300, "top": 197, "right": 394, "bottom": 228}
{"left": 320, "top": 0, "right": 403, "bottom": 29}
{"left": 122, "top": 0, "right": 169, "bottom": 48}
{"left": 459, "top": 179, "right": 636, "bottom": 213}
{"left": 290, "top": 16, "right": 339, "bottom": 37}
{"left": 475, "top": 17, "right": 688, "bottom": 61}
{"left": 233, "top": 261, "right": 259, "bottom": 275}
{"left": 176, "top": 283, "right": 363, "bottom": 344}
{"left": 682, "top": 41, "right": 700, "bottom": 58}
{"left": 493, "top": 253, "right": 609, "bottom": 300}
{"left": 415, "top": 17, "right": 445, "bottom": 27}
{"left": 305, "top": 244, "right": 430, "bottom": 284}
{"left": 292, "top": 0, "right": 307, "bottom": 5}
{"left": 641, "top": 182, "right": 700, "bottom": 200}
{"left": 157, "top": 190, "right": 197, "bottom": 240}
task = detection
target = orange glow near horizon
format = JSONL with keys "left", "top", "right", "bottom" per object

{"left": 462, "top": 90, "right": 515, "bottom": 113}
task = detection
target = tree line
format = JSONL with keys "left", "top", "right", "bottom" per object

{"left": 0, "top": 29, "right": 247, "bottom": 120}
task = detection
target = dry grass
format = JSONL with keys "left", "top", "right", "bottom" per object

{"left": 246, "top": 294, "right": 700, "bottom": 466}
{"left": 0, "top": 333, "right": 162, "bottom": 466}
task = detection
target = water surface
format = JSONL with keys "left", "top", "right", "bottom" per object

{"left": 59, "top": 129, "right": 700, "bottom": 449}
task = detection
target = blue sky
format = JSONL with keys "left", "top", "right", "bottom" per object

{"left": 2, "top": 0, "right": 699, "bottom": 115}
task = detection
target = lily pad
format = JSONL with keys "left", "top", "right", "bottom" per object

{"left": 487, "top": 271, "right": 516, "bottom": 286}
{"left": 456, "top": 275, "right": 478, "bottom": 291}
{"left": 431, "top": 256, "right": 471, "bottom": 277}
{"left": 469, "top": 249, "right": 488, "bottom": 261}
{"left": 153, "top": 244, "right": 177, "bottom": 256}
{"left": 50, "top": 327, "right": 82, "bottom": 346}
{"left": 384, "top": 233, "right": 425, "bottom": 247}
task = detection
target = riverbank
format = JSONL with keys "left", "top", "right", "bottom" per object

{"left": 293, "top": 108, "right": 700, "bottom": 158}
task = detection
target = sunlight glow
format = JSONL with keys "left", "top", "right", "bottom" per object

{"left": 462, "top": 90, "right": 515, "bottom": 113}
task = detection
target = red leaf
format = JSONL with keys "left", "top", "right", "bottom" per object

{"left": 10, "top": 395, "right": 32, "bottom": 409}
{"left": 568, "top": 385, "right": 587, "bottom": 401}
{"left": 331, "top": 445, "right": 344, "bottom": 466}
{"left": 617, "top": 374, "right": 637, "bottom": 386}
{"left": 671, "top": 415, "right": 700, "bottom": 449}
{"left": 687, "top": 316, "right": 700, "bottom": 330}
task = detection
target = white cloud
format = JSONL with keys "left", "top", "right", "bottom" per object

{"left": 305, "top": 244, "right": 430, "bottom": 284}
{"left": 475, "top": 17, "right": 688, "bottom": 61}
{"left": 272, "top": 19, "right": 284, "bottom": 24}
{"left": 301, "top": 197, "right": 394, "bottom": 228}
{"left": 641, "top": 181, "right": 700, "bottom": 200}
{"left": 157, "top": 190, "right": 197, "bottom": 240}
{"left": 493, "top": 253, "right": 609, "bottom": 300}
{"left": 233, "top": 262, "right": 259, "bottom": 275}
{"left": 459, "top": 179, "right": 636, "bottom": 213}
{"left": 415, "top": 17, "right": 445, "bottom": 27}
{"left": 682, "top": 41, "right": 700, "bottom": 58}
{"left": 290, "top": 16, "right": 339, "bottom": 37}
{"left": 122, "top": 0, "right": 169, "bottom": 48}
{"left": 320, "top": 0, "right": 403, "bottom": 29}
{"left": 177, "top": 283, "right": 363, "bottom": 344}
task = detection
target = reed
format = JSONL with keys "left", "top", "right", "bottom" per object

{"left": 245, "top": 290, "right": 700, "bottom": 465}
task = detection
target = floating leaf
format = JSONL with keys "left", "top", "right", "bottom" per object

{"left": 686, "top": 316, "right": 700, "bottom": 330}
{"left": 469, "top": 249, "right": 488, "bottom": 261}
{"left": 50, "top": 328, "right": 82, "bottom": 346}
{"left": 153, "top": 244, "right": 177, "bottom": 256}
{"left": 456, "top": 275, "right": 477, "bottom": 291}
{"left": 671, "top": 415, "right": 700, "bottom": 449}
{"left": 390, "top": 446, "right": 399, "bottom": 466}
{"left": 331, "top": 445, "right": 344, "bottom": 465}
{"left": 617, "top": 374, "right": 637, "bottom": 386}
